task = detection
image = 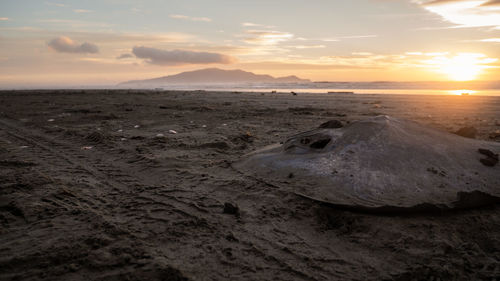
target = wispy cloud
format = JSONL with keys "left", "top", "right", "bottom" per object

{"left": 132, "top": 46, "right": 234, "bottom": 65}
{"left": 44, "top": 2, "right": 66, "bottom": 7}
{"left": 318, "top": 54, "right": 404, "bottom": 68}
{"left": 73, "top": 9, "right": 92, "bottom": 13}
{"left": 321, "top": 38, "right": 340, "bottom": 42}
{"left": 243, "top": 30, "right": 294, "bottom": 45}
{"left": 169, "top": 14, "right": 212, "bottom": 22}
{"left": 270, "top": 51, "right": 498, "bottom": 76}
{"left": 481, "top": 0, "right": 500, "bottom": 6}
{"left": 321, "top": 35, "right": 377, "bottom": 42}
{"left": 1, "top": 27, "right": 195, "bottom": 45}
{"left": 242, "top": 22, "right": 260, "bottom": 27}
{"left": 38, "top": 18, "right": 114, "bottom": 29}
{"left": 241, "top": 22, "right": 275, "bottom": 28}
{"left": 290, "top": 45, "right": 326, "bottom": 49}
{"left": 424, "top": 0, "right": 500, "bottom": 6}
{"left": 480, "top": 38, "right": 500, "bottom": 42}
{"left": 405, "top": 51, "right": 452, "bottom": 57}
{"left": 240, "top": 61, "right": 382, "bottom": 70}
{"left": 352, "top": 52, "right": 373, "bottom": 56}
{"left": 116, "top": 53, "right": 134, "bottom": 59}
{"left": 417, "top": 0, "right": 500, "bottom": 29}
{"left": 341, "top": 35, "right": 378, "bottom": 39}
{"left": 48, "top": 36, "right": 99, "bottom": 54}
{"left": 0, "top": 26, "right": 42, "bottom": 32}
{"left": 0, "top": 17, "right": 9, "bottom": 21}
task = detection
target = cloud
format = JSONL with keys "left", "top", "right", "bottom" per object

{"left": 240, "top": 61, "right": 382, "bottom": 70}
{"left": 242, "top": 22, "right": 260, "bottom": 27}
{"left": 318, "top": 34, "right": 378, "bottom": 42}
{"left": 39, "top": 19, "right": 114, "bottom": 29}
{"left": 117, "top": 53, "right": 134, "bottom": 59}
{"left": 480, "top": 38, "right": 500, "bottom": 42}
{"left": 320, "top": 35, "right": 377, "bottom": 42}
{"left": 48, "top": 36, "right": 99, "bottom": 54}
{"left": 481, "top": 0, "right": 500, "bottom": 5}
{"left": 321, "top": 38, "right": 340, "bottom": 42}
{"left": 132, "top": 46, "right": 234, "bottom": 65}
{"left": 425, "top": 0, "right": 500, "bottom": 6}
{"left": 243, "top": 30, "right": 294, "bottom": 45}
{"left": 352, "top": 52, "right": 374, "bottom": 56}
{"left": 73, "top": 9, "right": 92, "bottom": 13}
{"left": 44, "top": 2, "right": 66, "bottom": 7}
{"left": 341, "top": 35, "right": 378, "bottom": 39}
{"left": 241, "top": 22, "right": 275, "bottom": 28}
{"left": 0, "top": 17, "right": 9, "bottom": 21}
{"left": 423, "top": 0, "right": 460, "bottom": 5}
{"left": 417, "top": 0, "right": 500, "bottom": 28}
{"left": 169, "top": 14, "right": 212, "bottom": 22}
{"left": 291, "top": 45, "right": 326, "bottom": 49}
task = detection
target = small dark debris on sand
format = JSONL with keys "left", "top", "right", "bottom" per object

{"left": 426, "top": 167, "right": 446, "bottom": 177}
{"left": 85, "top": 131, "right": 106, "bottom": 143}
{"left": 0, "top": 202, "right": 25, "bottom": 218}
{"left": 478, "top": 148, "right": 499, "bottom": 167}
{"left": 323, "top": 112, "right": 347, "bottom": 117}
{"left": 479, "top": 158, "right": 498, "bottom": 167}
{"left": 454, "top": 126, "right": 477, "bottom": 138}
{"left": 319, "top": 119, "right": 343, "bottom": 129}
{"left": 0, "top": 160, "right": 37, "bottom": 167}
{"left": 231, "top": 132, "right": 254, "bottom": 144}
{"left": 223, "top": 202, "right": 240, "bottom": 217}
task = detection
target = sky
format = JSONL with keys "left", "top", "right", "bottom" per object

{"left": 0, "top": 0, "right": 500, "bottom": 86}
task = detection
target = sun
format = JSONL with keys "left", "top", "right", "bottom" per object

{"left": 424, "top": 53, "right": 498, "bottom": 81}
{"left": 439, "top": 54, "right": 484, "bottom": 81}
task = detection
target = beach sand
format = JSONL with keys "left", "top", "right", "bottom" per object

{"left": 1, "top": 89, "right": 499, "bottom": 280}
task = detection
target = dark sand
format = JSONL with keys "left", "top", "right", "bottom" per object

{"left": 0, "top": 90, "right": 499, "bottom": 281}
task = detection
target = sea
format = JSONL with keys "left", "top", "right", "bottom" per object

{"left": 4, "top": 81, "right": 500, "bottom": 96}
{"left": 144, "top": 81, "right": 500, "bottom": 96}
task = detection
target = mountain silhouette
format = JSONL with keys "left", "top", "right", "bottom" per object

{"left": 119, "top": 68, "right": 310, "bottom": 85}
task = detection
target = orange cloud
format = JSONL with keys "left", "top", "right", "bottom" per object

{"left": 132, "top": 46, "right": 235, "bottom": 65}
{"left": 243, "top": 30, "right": 294, "bottom": 45}
{"left": 48, "top": 36, "right": 99, "bottom": 54}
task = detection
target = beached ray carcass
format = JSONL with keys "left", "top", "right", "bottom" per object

{"left": 234, "top": 116, "right": 500, "bottom": 212}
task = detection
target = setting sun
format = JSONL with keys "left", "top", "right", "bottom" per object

{"left": 424, "top": 53, "right": 497, "bottom": 81}
{"left": 440, "top": 54, "right": 484, "bottom": 81}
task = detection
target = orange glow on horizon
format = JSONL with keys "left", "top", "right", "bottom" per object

{"left": 424, "top": 53, "right": 498, "bottom": 81}
{"left": 449, "top": 89, "right": 476, "bottom": 95}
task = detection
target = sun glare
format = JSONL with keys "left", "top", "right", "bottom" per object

{"left": 441, "top": 55, "right": 482, "bottom": 81}
{"left": 449, "top": 89, "right": 476, "bottom": 96}
{"left": 425, "top": 53, "right": 496, "bottom": 81}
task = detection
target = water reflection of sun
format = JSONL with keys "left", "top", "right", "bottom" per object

{"left": 449, "top": 89, "right": 476, "bottom": 96}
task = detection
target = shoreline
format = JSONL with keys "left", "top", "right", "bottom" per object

{"left": 2, "top": 88, "right": 500, "bottom": 97}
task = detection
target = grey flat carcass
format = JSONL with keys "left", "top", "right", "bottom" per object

{"left": 233, "top": 116, "right": 500, "bottom": 212}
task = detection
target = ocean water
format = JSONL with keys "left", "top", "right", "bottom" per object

{"left": 150, "top": 82, "right": 500, "bottom": 96}
{"left": 210, "top": 88, "right": 500, "bottom": 96}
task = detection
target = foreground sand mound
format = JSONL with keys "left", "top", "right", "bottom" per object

{"left": 234, "top": 115, "right": 500, "bottom": 212}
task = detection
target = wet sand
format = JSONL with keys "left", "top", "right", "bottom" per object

{"left": 1, "top": 89, "right": 499, "bottom": 281}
